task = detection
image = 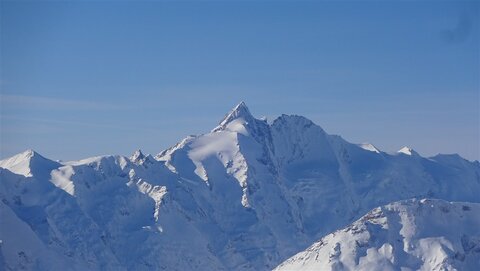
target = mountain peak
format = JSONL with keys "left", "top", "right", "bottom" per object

{"left": 398, "top": 146, "right": 418, "bottom": 156}
{"left": 358, "top": 143, "right": 380, "bottom": 153}
{"left": 219, "top": 101, "right": 253, "bottom": 127}
{"left": 234, "top": 101, "right": 248, "bottom": 110}
{"left": 130, "top": 149, "right": 145, "bottom": 162}
{"left": 130, "top": 149, "right": 155, "bottom": 165}
{"left": 19, "top": 149, "right": 37, "bottom": 159}
{"left": 212, "top": 102, "right": 256, "bottom": 133}
{"left": 0, "top": 149, "right": 60, "bottom": 177}
{"left": 272, "top": 114, "right": 323, "bottom": 135}
{"left": 1, "top": 149, "right": 40, "bottom": 165}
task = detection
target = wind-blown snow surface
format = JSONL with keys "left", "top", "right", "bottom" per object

{"left": 274, "top": 199, "right": 480, "bottom": 271}
{"left": 1, "top": 102, "right": 479, "bottom": 270}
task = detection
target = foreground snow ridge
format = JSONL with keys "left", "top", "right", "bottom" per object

{"left": 274, "top": 199, "right": 480, "bottom": 271}
{"left": 1, "top": 102, "right": 479, "bottom": 270}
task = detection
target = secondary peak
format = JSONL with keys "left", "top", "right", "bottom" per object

{"left": 398, "top": 146, "right": 418, "bottom": 156}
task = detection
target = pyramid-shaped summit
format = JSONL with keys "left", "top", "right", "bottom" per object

{"left": 0, "top": 149, "right": 61, "bottom": 177}
{"left": 219, "top": 101, "right": 253, "bottom": 126}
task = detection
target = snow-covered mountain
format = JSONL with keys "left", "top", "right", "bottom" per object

{"left": 1, "top": 102, "right": 479, "bottom": 270}
{"left": 274, "top": 199, "right": 480, "bottom": 271}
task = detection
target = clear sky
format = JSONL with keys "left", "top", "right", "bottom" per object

{"left": 1, "top": 0, "right": 479, "bottom": 161}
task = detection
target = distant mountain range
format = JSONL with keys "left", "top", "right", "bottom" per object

{"left": 1, "top": 102, "right": 479, "bottom": 270}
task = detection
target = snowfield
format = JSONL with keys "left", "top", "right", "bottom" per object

{"left": 274, "top": 199, "right": 480, "bottom": 271}
{"left": 1, "top": 102, "right": 479, "bottom": 270}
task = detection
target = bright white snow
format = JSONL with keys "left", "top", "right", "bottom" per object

{"left": 1, "top": 102, "right": 479, "bottom": 270}
{"left": 274, "top": 199, "right": 480, "bottom": 271}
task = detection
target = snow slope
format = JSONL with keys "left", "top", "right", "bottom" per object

{"left": 1, "top": 102, "right": 479, "bottom": 270}
{"left": 274, "top": 199, "right": 480, "bottom": 271}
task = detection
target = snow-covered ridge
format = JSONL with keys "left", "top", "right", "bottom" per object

{"left": 0, "top": 149, "right": 61, "bottom": 177}
{"left": 274, "top": 198, "right": 480, "bottom": 271}
{"left": 358, "top": 143, "right": 380, "bottom": 153}
{"left": 398, "top": 146, "right": 418, "bottom": 156}
{"left": 1, "top": 102, "right": 479, "bottom": 270}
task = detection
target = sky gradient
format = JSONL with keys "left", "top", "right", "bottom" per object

{"left": 1, "top": 0, "right": 479, "bottom": 161}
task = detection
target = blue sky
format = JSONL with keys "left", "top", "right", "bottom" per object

{"left": 1, "top": 0, "right": 479, "bottom": 161}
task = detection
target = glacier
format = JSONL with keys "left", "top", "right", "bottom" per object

{"left": 1, "top": 102, "right": 479, "bottom": 270}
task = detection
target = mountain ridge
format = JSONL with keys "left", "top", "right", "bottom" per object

{"left": 274, "top": 198, "right": 480, "bottom": 271}
{"left": 1, "top": 102, "right": 479, "bottom": 270}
